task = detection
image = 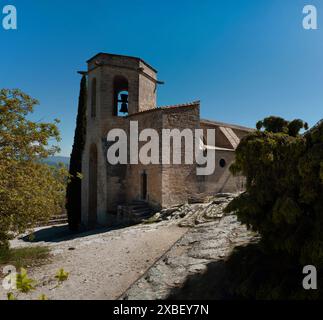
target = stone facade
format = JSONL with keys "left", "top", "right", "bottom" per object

{"left": 81, "top": 53, "right": 252, "bottom": 227}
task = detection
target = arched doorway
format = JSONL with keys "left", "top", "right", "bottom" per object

{"left": 88, "top": 144, "right": 98, "bottom": 226}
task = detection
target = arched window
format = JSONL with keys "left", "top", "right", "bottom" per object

{"left": 113, "top": 76, "right": 129, "bottom": 117}
{"left": 91, "top": 78, "right": 97, "bottom": 118}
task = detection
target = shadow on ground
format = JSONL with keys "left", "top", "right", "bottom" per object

{"left": 166, "top": 243, "right": 323, "bottom": 300}
{"left": 20, "top": 223, "right": 132, "bottom": 244}
{"left": 167, "top": 259, "right": 231, "bottom": 300}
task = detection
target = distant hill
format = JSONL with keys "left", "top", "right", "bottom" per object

{"left": 43, "top": 156, "right": 70, "bottom": 168}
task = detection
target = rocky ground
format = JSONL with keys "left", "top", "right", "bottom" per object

{"left": 121, "top": 193, "right": 258, "bottom": 300}
{"left": 1, "top": 193, "right": 257, "bottom": 300}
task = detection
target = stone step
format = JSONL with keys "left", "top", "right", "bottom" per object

{"left": 132, "top": 210, "right": 153, "bottom": 217}
{"left": 37, "top": 216, "right": 68, "bottom": 227}
{"left": 129, "top": 205, "right": 149, "bottom": 211}
{"left": 131, "top": 200, "right": 148, "bottom": 205}
{"left": 47, "top": 218, "right": 68, "bottom": 225}
{"left": 117, "top": 201, "right": 155, "bottom": 224}
{"left": 131, "top": 207, "right": 152, "bottom": 213}
{"left": 51, "top": 215, "right": 68, "bottom": 220}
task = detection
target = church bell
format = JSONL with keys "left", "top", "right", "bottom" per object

{"left": 119, "top": 94, "right": 128, "bottom": 114}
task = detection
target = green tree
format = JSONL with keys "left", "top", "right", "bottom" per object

{"left": 225, "top": 116, "right": 323, "bottom": 298}
{"left": 0, "top": 89, "right": 67, "bottom": 252}
{"left": 66, "top": 75, "right": 87, "bottom": 231}
{"left": 256, "top": 116, "right": 308, "bottom": 137}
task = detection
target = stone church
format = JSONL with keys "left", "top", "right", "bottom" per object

{"left": 81, "top": 53, "right": 252, "bottom": 227}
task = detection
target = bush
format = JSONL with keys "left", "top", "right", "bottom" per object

{"left": 0, "top": 89, "right": 67, "bottom": 251}
{"left": 225, "top": 116, "right": 323, "bottom": 298}
{"left": 16, "top": 268, "right": 36, "bottom": 293}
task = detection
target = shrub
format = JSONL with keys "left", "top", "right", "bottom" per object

{"left": 7, "top": 292, "right": 16, "bottom": 300}
{"left": 225, "top": 116, "right": 323, "bottom": 298}
{"left": 55, "top": 268, "right": 69, "bottom": 282}
{"left": 16, "top": 268, "right": 36, "bottom": 293}
{"left": 0, "top": 89, "right": 67, "bottom": 251}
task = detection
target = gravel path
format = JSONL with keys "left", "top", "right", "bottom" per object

{"left": 1, "top": 193, "right": 257, "bottom": 300}
{"left": 0, "top": 222, "right": 187, "bottom": 300}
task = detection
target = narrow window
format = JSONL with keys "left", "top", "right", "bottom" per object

{"left": 141, "top": 171, "right": 148, "bottom": 200}
{"left": 91, "top": 78, "right": 97, "bottom": 118}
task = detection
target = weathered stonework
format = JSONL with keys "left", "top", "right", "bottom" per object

{"left": 81, "top": 53, "right": 252, "bottom": 228}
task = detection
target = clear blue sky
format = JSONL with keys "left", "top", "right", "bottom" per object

{"left": 1, "top": 0, "right": 322, "bottom": 156}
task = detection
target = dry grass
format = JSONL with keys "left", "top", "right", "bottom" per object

{"left": 0, "top": 246, "right": 51, "bottom": 271}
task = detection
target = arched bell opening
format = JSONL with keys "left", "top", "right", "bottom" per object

{"left": 113, "top": 76, "right": 129, "bottom": 117}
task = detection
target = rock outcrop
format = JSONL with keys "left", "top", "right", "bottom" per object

{"left": 121, "top": 193, "right": 258, "bottom": 300}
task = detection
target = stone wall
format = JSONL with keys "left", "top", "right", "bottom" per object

{"left": 126, "top": 109, "right": 164, "bottom": 209}
{"left": 126, "top": 103, "right": 201, "bottom": 209}
{"left": 160, "top": 104, "right": 200, "bottom": 208}
{"left": 138, "top": 73, "right": 157, "bottom": 112}
{"left": 202, "top": 150, "right": 245, "bottom": 194}
{"left": 199, "top": 121, "right": 249, "bottom": 196}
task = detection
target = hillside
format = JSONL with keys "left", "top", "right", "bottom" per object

{"left": 43, "top": 156, "right": 70, "bottom": 168}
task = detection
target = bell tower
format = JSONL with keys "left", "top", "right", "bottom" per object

{"left": 87, "top": 52, "right": 160, "bottom": 119}
{"left": 82, "top": 53, "right": 161, "bottom": 228}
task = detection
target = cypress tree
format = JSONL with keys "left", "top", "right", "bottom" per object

{"left": 66, "top": 75, "right": 87, "bottom": 231}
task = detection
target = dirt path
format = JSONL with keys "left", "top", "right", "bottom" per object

{"left": 0, "top": 222, "right": 187, "bottom": 300}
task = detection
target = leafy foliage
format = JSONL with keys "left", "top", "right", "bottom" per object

{"left": 16, "top": 268, "right": 36, "bottom": 293}
{"left": 256, "top": 116, "right": 308, "bottom": 136}
{"left": 38, "top": 294, "right": 49, "bottom": 300}
{"left": 223, "top": 243, "right": 322, "bottom": 300}
{"left": 0, "top": 89, "right": 68, "bottom": 251}
{"left": 66, "top": 75, "right": 87, "bottom": 231}
{"left": 7, "top": 292, "right": 17, "bottom": 300}
{"left": 225, "top": 116, "right": 323, "bottom": 298}
{"left": 55, "top": 268, "right": 69, "bottom": 282}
